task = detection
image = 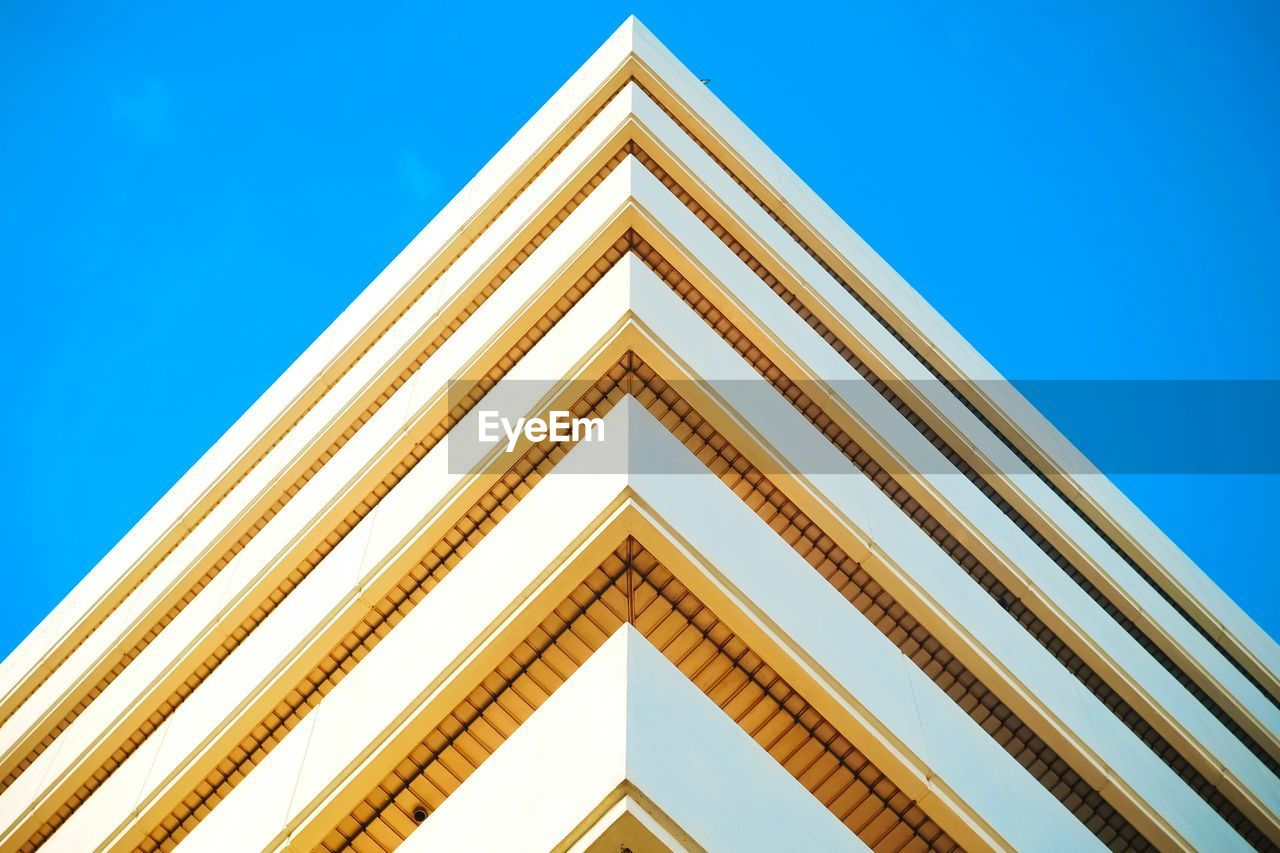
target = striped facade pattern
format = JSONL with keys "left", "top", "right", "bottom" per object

{"left": 0, "top": 18, "right": 1275, "bottom": 853}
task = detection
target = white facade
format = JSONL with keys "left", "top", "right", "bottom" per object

{"left": 0, "top": 18, "right": 1275, "bottom": 853}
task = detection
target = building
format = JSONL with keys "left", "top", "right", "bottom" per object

{"left": 0, "top": 17, "right": 1276, "bottom": 852}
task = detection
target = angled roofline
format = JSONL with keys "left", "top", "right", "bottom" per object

{"left": 397, "top": 625, "right": 868, "bottom": 853}
{"left": 8, "top": 15, "right": 1271, "bottom": 725}
{"left": 615, "top": 16, "right": 1279, "bottom": 689}
{"left": 1, "top": 22, "right": 1273, "bottom": 852}
{"left": 31, "top": 256, "right": 1258, "bottom": 851}
{"left": 168, "top": 399, "right": 1103, "bottom": 853}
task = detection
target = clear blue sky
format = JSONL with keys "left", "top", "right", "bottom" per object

{"left": 1, "top": 1, "right": 1277, "bottom": 660}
